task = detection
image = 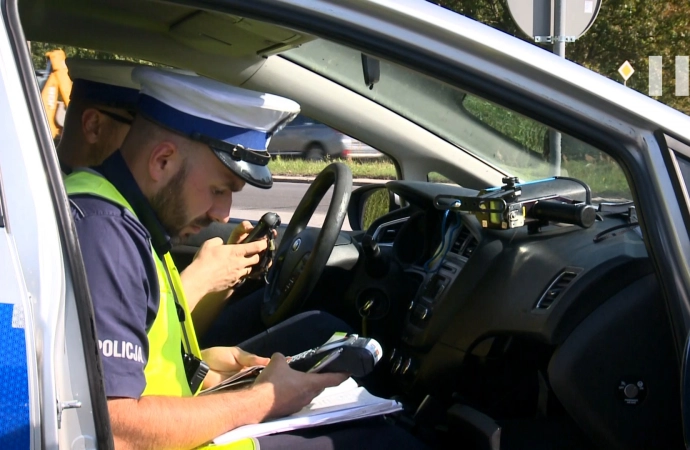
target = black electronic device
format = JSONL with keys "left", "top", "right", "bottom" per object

{"left": 434, "top": 176, "right": 596, "bottom": 233}
{"left": 240, "top": 212, "right": 281, "bottom": 243}
{"left": 183, "top": 352, "right": 210, "bottom": 394}
{"left": 287, "top": 334, "right": 383, "bottom": 378}
{"left": 236, "top": 212, "right": 281, "bottom": 283}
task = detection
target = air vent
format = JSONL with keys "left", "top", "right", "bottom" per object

{"left": 535, "top": 270, "right": 580, "bottom": 309}
{"left": 462, "top": 236, "right": 478, "bottom": 258}
{"left": 451, "top": 226, "right": 470, "bottom": 254}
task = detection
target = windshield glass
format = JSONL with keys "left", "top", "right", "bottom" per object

{"left": 284, "top": 40, "right": 631, "bottom": 201}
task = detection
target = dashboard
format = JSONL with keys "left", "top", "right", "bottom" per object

{"left": 346, "top": 180, "right": 680, "bottom": 449}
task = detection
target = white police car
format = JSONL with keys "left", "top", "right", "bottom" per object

{"left": 2, "top": 0, "right": 690, "bottom": 449}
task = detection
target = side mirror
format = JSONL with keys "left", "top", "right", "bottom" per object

{"left": 347, "top": 184, "right": 398, "bottom": 231}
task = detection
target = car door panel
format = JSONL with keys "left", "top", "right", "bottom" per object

{"left": 2, "top": 1, "right": 113, "bottom": 447}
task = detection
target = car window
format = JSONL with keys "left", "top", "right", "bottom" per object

{"left": 285, "top": 40, "right": 632, "bottom": 202}
{"left": 286, "top": 114, "right": 315, "bottom": 126}
{"left": 460, "top": 96, "right": 631, "bottom": 201}
{"left": 30, "top": 45, "right": 397, "bottom": 230}
{"left": 428, "top": 172, "right": 454, "bottom": 184}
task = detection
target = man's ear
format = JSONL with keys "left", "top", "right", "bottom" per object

{"left": 81, "top": 108, "right": 101, "bottom": 144}
{"left": 148, "top": 141, "right": 178, "bottom": 183}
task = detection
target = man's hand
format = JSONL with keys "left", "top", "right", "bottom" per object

{"left": 180, "top": 236, "right": 268, "bottom": 308}
{"left": 252, "top": 353, "right": 349, "bottom": 419}
{"left": 227, "top": 220, "right": 254, "bottom": 244}
{"left": 201, "top": 347, "right": 270, "bottom": 390}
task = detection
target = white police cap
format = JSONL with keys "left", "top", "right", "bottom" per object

{"left": 66, "top": 59, "right": 141, "bottom": 110}
{"left": 132, "top": 67, "right": 300, "bottom": 189}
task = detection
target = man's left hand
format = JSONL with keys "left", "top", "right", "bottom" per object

{"left": 201, "top": 347, "right": 270, "bottom": 390}
{"left": 227, "top": 220, "right": 254, "bottom": 244}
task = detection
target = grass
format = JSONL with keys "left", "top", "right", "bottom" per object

{"left": 272, "top": 157, "right": 630, "bottom": 200}
{"left": 362, "top": 189, "right": 391, "bottom": 230}
{"left": 268, "top": 156, "right": 397, "bottom": 180}
{"left": 269, "top": 94, "right": 633, "bottom": 201}
{"left": 562, "top": 160, "right": 631, "bottom": 199}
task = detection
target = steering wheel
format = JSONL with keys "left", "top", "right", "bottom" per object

{"left": 261, "top": 162, "right": 352, "bottom": 327}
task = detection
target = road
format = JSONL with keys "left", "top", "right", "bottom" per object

{"left": 232, "top": 181, "right": 351, "bottom": 231}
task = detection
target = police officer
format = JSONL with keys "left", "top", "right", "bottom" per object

{"left": 57, "top": 59, "right": 351, "bottom": 350}
{"left": 56, "top": 59, "right": 137, "bottom": 173}
{"left": 63, "top": 67, "right": 430, "bottom": 450}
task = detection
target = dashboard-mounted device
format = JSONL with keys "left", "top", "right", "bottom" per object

{"left": 434, "top": 177, "right": 596, "bottom": 232}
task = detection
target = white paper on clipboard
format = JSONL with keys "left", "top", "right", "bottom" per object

{"left": 212, "top": 378, "right": 402, "bottom": 445}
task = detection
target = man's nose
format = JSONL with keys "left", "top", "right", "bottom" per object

{"left": 208, "top": 195, "right": 233, "bottom": 223}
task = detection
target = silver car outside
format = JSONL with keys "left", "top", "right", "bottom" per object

{"left": 268, "top": 114, "right": 382, "bottom": 160}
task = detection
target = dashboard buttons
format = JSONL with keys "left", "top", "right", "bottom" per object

{"left": 388, "top": 348, "right": 397, "bottom": 363}
{"left": 618, "top": 379, "right": 647, "bottom": 405}
{"left": 387, "top": 349, "right": 417, "bottom": 380}
{"left": 391, "top": 356, "right": 403, "bottom": 375}
{"left": 623, "top": 384, "right": 639, "bottom": 399}
{"left": 401, "top": 358, "right": 413, "bottom": 375}
{"left": 413, "top": 305, "right": 429, "bottom": 321}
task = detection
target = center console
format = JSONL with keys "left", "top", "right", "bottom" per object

{"left": 387, "top": 223, "right": 478, "bottom": 381}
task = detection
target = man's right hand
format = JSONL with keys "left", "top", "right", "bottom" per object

{"left": 108, "top": 355, "right": 347, "bottom": 450}
{"left": 181, "top": 236, "right": 268, "bottom": 309}
{"left": 252, "top": 353, "right": 349, "bottom": 419}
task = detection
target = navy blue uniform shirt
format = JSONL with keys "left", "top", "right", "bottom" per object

{"left": 69, "top": 151, "right": 173, "bottom": 399}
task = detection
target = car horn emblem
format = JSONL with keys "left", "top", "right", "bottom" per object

{"left": 292, "top": 238, "right": 302, "bottom": 252}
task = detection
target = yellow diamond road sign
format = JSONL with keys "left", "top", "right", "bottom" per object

{"left": 618, "top": 61, "right": 635, "bottom": 81}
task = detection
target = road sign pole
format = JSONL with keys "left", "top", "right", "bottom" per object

{"left": 553, "top": 0, "right": 566, "bottom": 58}
{"left": 506, "top": 0, "right": 602, "bottom": 177}
{"left": 549, "top": 0, "right": 566, "bottom": 176}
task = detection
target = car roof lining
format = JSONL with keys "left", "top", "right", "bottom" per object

{"left": 19, "top": 0, "right": 315, "bottom": 85}
{"left": 18, "top": 0, "right": 506, "bottom": 188}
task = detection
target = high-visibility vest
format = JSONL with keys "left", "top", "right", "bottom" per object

{"left": 65, "top": 169, "right": 256, "bottom": 450}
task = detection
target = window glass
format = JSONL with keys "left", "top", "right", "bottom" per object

{"left": 428, "top": 172, "right": 454, "bottom": 184}
{"left": 362, "top": 189, "right": 391, "bottom": 231}
{"left": 285, "top": 40, "right": 632, "bottom": 202}
{"left": 461, "top": 96, "right": 631, "bottom": 200}
{"left": 30, "top": 44, "right": 396, "bottom": 231}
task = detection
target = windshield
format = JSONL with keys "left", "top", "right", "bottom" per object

{"left": 284, "top": 40, "right": 631, "bottom": 201}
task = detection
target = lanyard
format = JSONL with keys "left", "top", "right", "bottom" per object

{"left": 160, "top": 256, "right": 193, "bottom": 354}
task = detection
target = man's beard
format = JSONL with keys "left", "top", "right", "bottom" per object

{"left": 149, "top": 160, "right": 211, "bottom": 244}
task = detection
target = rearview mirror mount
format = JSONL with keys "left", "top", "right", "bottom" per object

{"left": 361, "top": 53, "right": 380, "bottom": 90}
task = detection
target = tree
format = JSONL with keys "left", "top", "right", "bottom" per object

{"left": 436, "top": 0, "right": 690, "bottom": 114}
{"left": 29, "top": 41, "right": 155, "bottom": 72}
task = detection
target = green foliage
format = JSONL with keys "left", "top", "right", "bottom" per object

{"left": 564, "top": 159, "right": 630, "bottom": 199}
{"left": 428, "top": 172, "right": 455, "bottom": 183}
{"left": 460, "top": 48, "right": 632, "bottom": 196}
{"left": 362, "top": 189, "right": 391, "bottom": 231}
{"left": 268, "top": 156, "right": 397, "bottom": 180}
{"left": 436, "top": 0, "right": 690, "bottom": 115}
{"left": 29, "top": 41, "right": 158, "bottom": 71}
{"left": 462, "top": 95, "right": 545, "bottom": 155}
{"left": 461, "top": 92, "right": 631, "bottom": 199}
